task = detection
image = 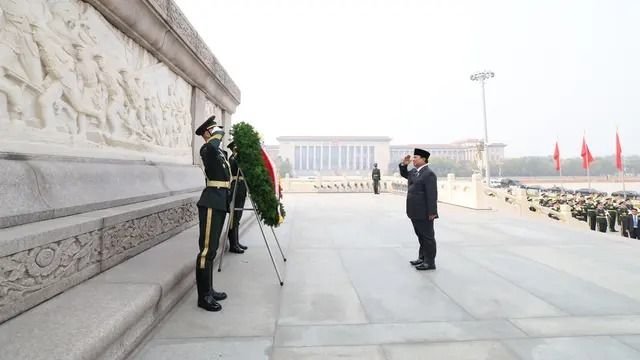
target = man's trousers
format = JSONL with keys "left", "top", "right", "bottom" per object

{"left": 410, "top": 218, "right": 437, "bottom": 265}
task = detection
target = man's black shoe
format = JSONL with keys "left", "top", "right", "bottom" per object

{"left": 198, "top": 295, "right": 222, "bottom": 312}
{"left": 415, "top": 263, "right": 436, "bottom": 271}
{"left": 210, "top": 289, "right": 227, "bottom": 301}
{"left": 410, "top": 259, "right": 424, "bottom": 266}
{"left": 238, "top": 243, "right": 248, "bottom": 250}
{"left": 229, "top": 246, "right": 244, "bottom": 254}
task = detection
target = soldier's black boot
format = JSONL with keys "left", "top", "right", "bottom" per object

{"left": 238, "top": 243, "right": 248, "bottom": 250}
{"left": 209, "top": 289, "right": 228, "bottom": 301}
{"left": 228, "top": 226, "right": 245, "bottom": 254}
{"left": 197, "top": 267, "right": 221, "bottom": 311}
{"left": 198, "top": 294, "right": 222, "bottom": 312}
{"left": 410, "top": 258, "right": 424, "bottom": 266}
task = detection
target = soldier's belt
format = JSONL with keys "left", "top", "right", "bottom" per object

{"left": 232, "top": 176, "right": 244, "bottom": 180}
{"left": 206, "top": 180, "right": 230, "bottom": 188}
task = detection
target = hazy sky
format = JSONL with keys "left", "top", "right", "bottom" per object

{"left": 175, "top": 0, "right": 640, "bottom": 157}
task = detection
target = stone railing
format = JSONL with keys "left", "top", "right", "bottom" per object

{"left": 486, "top": 187, "right": 575, "bottom": 221}
{"left": 439, "top": 174, "right": 489, "bottom": 209}
{"left": 281, "top": 176, "right": 393, "bottom": 193}
{"left": 390, "top": 174, "right": 490, "bottom": 210}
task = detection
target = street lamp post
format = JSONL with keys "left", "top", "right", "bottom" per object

{"left": 470, "top": 70, "right": 494, "bottom": 187}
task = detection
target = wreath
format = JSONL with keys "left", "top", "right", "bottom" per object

{"left": 232, "top": 122, "right": 284, "bottom": 227}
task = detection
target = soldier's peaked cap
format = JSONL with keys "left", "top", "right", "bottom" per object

{"left": 195, "top": 115, "right": 222, "bottom": 136}
{"left": 414, "top": 148, "right": 430, "bottom": 159}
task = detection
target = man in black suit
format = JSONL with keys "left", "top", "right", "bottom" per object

{"left": 194, "top": 115, "right": 231, "bottom": 312}
{"left": 628, "top": 208, "right": 640, "bottom": 239}
{"left": 399, "top": 148, "right": 438, "bottom": 270}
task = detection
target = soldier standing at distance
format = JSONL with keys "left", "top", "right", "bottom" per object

{"left": 596, "top": 203, "right": 608, "bottom": 233}
{"left": 371, "top": 163, "right": 381, "bottom": 194}
{"left": 194, "top": 115, "right": 231, "bottom": 312}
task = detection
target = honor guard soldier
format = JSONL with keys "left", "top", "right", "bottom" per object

{"left": 194, "top": 115, "right": 231, "bottom": 312}
{"left": 606, "top": 199, "right": 618, "bottom": 232}
{"left": 618, "top": 201, "right": 630, "bottom": 237}
{"left": 595, "top": 204, "right": 608, "bottom": 233}
{"left": 227, "top": 141, "right": 248, "bottom": 254}
{"left": 586, "top": 200, "right": 597, "bottom": 231}
{"left": 371, "top": 163, "right": 381, "bottom": 194}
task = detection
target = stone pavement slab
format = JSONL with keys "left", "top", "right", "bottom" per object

{"left": 511, "top": 315, "right": 640, "bottom": 337}
{"left": 383, "top": 340, "right": 519, "bottom": 360}
{"left": 272, "top": 345, "right": 386, "bottom": 360}
{"left": 459, "top": 248, "right": 640, "bottom": 316}
{"left": 136, "top": 337, "right": 272, "bottom": 360}
{"left": 274, "top": 320, "right": 525, "bottom": 347}
{"left": 278, "top": 249, "right": 368, "bottom": 325}
{"left": 395, "top": 248, "right": 566, "bottom": 319}
{"left": 339, "top": 248, "right": 473, "bottom": 323}
{"left": 132, "top": 193, "right": 640, "bottom": 359}
{"left": 616, "top": 335, "right": 640, "bottom": 352}
{"left": 503, "top": 336, "right": 640, "bottom": 360}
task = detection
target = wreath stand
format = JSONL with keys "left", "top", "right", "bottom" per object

{"left": 218, "top": 167, "right": 287, "bottom": 286}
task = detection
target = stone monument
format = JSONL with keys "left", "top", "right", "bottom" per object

{"left": 0, "top": 0, "right": 240, "bottom": 324}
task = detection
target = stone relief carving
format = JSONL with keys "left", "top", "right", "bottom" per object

{"left": 0, "top": 0, "right": 193, "bottom": 161}
{"left": 0, "top": 203, "right": 196, "bottom": 311}
{"left": 204, "top": 98, "right": 223, "bottom": 125}
{"left": 101, "top": 202, "right": 197, "bottom": 261}
{"left": 0, "top": 230, "right": 101, "bottom": 308}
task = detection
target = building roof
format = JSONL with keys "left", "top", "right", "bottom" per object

{"left": 391, "top": 143, "right": 507, "bottom": 149}
{"left": 276, "top": 136, "right": 393, "bottom": 142}
{"left": 273, "top": 136, "right": 506, "bottom": 147}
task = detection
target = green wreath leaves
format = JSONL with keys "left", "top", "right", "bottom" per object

{"left": 232, "top": 122, "right": 282, "bottom": 227}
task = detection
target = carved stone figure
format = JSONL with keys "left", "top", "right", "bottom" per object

{"left": 95, "top": 54, "right": 126, "bottom": 138}
{"left": 73, "top": 43, "right": 104, "bottom": 137}
{"left": 0, "top": 0, "right": 45, "bottom": 86}
{"left": 32, "top": 22, "right": 83, "bottom": 131}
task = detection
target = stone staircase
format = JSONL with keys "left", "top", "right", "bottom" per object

{"left": 0, "top": 198, "right": 254, "bottom": 360}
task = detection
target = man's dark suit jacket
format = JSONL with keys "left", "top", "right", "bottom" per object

{"left": 399, "top": 164, "right": 438, "bottom": 220}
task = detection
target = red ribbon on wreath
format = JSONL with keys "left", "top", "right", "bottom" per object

{"left": 260, "top": 147, "right": 282, "bottom": 199}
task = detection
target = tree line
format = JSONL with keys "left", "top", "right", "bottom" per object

{"left": 274, "top": 154, "right": 640, "bottom": 178}
{"left": 426, "top": 155, "right": 640, "bottom": 177}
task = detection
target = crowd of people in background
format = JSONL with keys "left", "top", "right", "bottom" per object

{"left": 521, "top": 189, "right": 639, "bottom": 238}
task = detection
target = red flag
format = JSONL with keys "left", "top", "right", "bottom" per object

{"left": 580, "top": 137, "right": 594, "bottom": 169}
{"left": 616, "top": 131, "right": 623, "bottom": 171}
{"left": 553, "top": 142, "right": 561, "bottom": 171}
{"left": 260, "top": 147, "right": 280, "bottom": 198}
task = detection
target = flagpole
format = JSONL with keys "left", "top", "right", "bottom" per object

{"left": 556, "top": 137, "right": 563, "bottom": 192}
{"left": 622, "top": 155, "right": 626, "bottom": 200}
{"left": 584, "top": 130, "right": 591, "bottom": 189}
{"left": 619, "top": 127, "right": 626, "bottom": 200}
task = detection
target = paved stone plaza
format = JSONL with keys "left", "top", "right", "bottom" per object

{"left": 133, "top": 193, "right": 640, "bottom": 359}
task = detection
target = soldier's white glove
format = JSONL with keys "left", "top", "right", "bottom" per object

{"left": 209, "top": 126, "right": 225, "bottom": 137}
